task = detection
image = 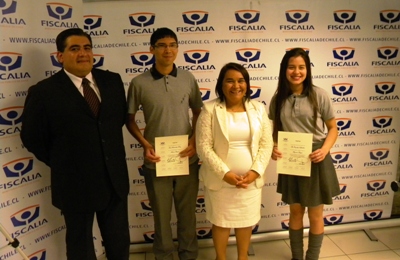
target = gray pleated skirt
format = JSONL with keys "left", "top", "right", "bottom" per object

{"left": 277, "top": 141, "right": 341, "bottom": 207}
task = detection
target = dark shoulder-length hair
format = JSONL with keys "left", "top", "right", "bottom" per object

{"left": 272, "top": 48, "right": 319, "bottom": 141}
{"left": 215, "top": 62, "right": 251, "bottom": 102}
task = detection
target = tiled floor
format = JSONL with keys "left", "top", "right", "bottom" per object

{"left": 100, "top": 220, "right": 400, "bottom": 259}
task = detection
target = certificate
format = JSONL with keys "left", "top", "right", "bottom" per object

{"left": 276, "top": 131, "right": 313, "bottom": 177}
{"left": 155, "top": 135, "right": 189, "bottom": 177}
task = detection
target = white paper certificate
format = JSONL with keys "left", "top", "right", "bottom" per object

{"left": 155, "top": 135, "right": 189, "bottom": 177}
{"left": 276, "top": 131, "right": 313, "bottom": 177}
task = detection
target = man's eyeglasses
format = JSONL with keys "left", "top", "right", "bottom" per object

{"left": 153, "top": 43, "right": 179, "bottom": 50}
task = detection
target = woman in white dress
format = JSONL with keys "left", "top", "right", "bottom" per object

{"left": 196, "top": 63, "right": 273, "bottom": 260}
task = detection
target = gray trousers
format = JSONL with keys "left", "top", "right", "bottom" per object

{"left": 143, "top": 162, "right": 199, "bottom": 260}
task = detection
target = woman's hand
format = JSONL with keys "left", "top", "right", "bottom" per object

{"left": 310, "top": 148, "right": 328, "bottom": 163}
{"left": 271, "top": 146, "right": 282, "bottom": 160}
{"left": 223, "top": 171, "right": 245, "bottom": 188}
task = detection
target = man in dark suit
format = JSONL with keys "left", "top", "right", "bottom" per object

{"left": 20, "top": 28, "right": 130, "bottom": 260}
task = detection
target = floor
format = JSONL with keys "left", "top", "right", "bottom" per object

{"left": 98, "top": 223, "right": 400, "bottom": 260}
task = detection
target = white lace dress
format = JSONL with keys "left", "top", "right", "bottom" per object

{"left": 205, "top": 112, "right": 262, "bottom": 228}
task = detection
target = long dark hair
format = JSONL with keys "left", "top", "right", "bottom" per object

{"left": 272, "top": 48, "right": 318, "bottom": 141}
{"left": 215, "top": 62, "right": 251, "bottom": 102}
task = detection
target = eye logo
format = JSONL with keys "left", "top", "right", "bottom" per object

{"left": 372, "top": 116, "right": 392, "bottom": 128}
{"left": 0, "top": 0, "right": 17, "bottom": 15}
{"left": 28, "top": 249, "right": 47, "bottom": 260}
{"left": 375, "top": 82, "right": 395, "bottom": 95}
{"left": 333, "top": 47, "right": 355, "bottom": 60}
{"left": 377, "top": 46, "right": 398, "bottom": 60}
{"left": 250, "top": 86, "right": 261, "bottom": 99}
{"left": 46, "top": 2, "right": 72, "bottom": 20}
{"left": 323, "top": 214, "right": 344, "bottom": 225}
{"left": 331, "top": 152, "right": 350, "bottom": 164}
{"left": 140, "top": 199, "right": 152, "bottom": 211}
{"left": 183, "top": 50, "right": 210, "bottom": 64}
{"left": 196, "top": 196, "right": 205, "bottom": 211}
{"left": 364, "top": 209, "right": 383, "bottom": 220}
{"left": 50, "top": 52, "right": 62, "bottom": 68}
{"left": 93, "top": 54, "right": 104, "bottom": 68}
{"left": 200, "top": 88, "right": 211, "bottom": 101}
{"left": 235, "top": 10, "right": 260, "bottom": 24}
{"left": 280, "top": 219, "right": 290, "bottom": 230}
{"left": 235, "top": 48, "right": 261, "bottom": 62}
{"left": 84, "top": 15, "right": 102, "bottom": 30}
{"left": 252, "top": 224, "right": 259, "bottom": 234}
{"left": 138, "top": 165, "right": 145, "bottom": 176}
{"left": 336, "top": 118, "right": 352, "bottom": 131}
{"left": 285, "top": 10, "right": 309, "bottom": 24}
{"left": 0, "top": 52, "right": 22, "bottom": 71}
{"left": 196, "top": 227, "right": 212, "bottom": 239}
{"left": 130, "top": 52, "right": 155, "bottom": 67}
{"left": 339, "top": 183, "right": 347, "bottom": 193}
{"left": 182, "top": 11, "right": 208, "bottom": 25}
{"left": 367, "top": 180, "right": 386, "bottom": 191}
{"left": 332, "top": 83, "right": 353, "bottom": 96}
{"left": 10, "top": 205, "right": 40, "bottom": 227}
{"left": 0, "top": 107, "right": 23, "bottom": 126}
{"left": 3, "top": 157, "right": 34, "bottom": 178}
{"left": 129, "top": 12, "right": 155, "bottom": 27}
{"left": 143, "top": 231, "right": 155, "bottom": 242}
{"left": 369, "top": 148, "right": 389, "bottom": 161}
{"left": 333, "top": 10, "right": 356, "bottom": 24}
{"left": 380, "top": 10, "right": 400, "bottom": 23}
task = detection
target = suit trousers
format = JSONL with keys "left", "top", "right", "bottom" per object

{"left": 63, "top": 193, "right": 130, "bottom": 260}
{"left": 143, "top": 161, "right": 199, "bottom": 260}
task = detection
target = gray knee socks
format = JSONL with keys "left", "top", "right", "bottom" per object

{"left": 289, "top": 228, "right": 304, "bottom": 260}
{"left": 305, "top": 233, "right": 324, "bottom": 260}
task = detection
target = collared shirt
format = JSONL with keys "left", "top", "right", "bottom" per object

{"left": 64, "top": 69, "right": 102, "bottom": 101}
{"left": 150, "top": 63, "right": 178, "bottom": 79}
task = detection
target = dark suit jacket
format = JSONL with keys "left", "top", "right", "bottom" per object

{"left": 21, "top": 69, "right": 129, "bottom": 213}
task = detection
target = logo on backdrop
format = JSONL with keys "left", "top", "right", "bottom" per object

{"left": 235, "top": 48, "right": 266, "bottom": 70}
{"left": 84, "top": 15, "right": 109, "bottom": 37}
{"left": 371, "top": 46, "right": 400, "bottom": 66}
{"left": 331, "top": 83, "right": 357, "bottom": 103}
{"left": 178, "top": 50, "right": 215, "bottom": 71}
{"left": 0, "top": 106, "right": 23, "bottom": 137}
{"left": 229, "top": 10, "right": 266, "bottom": 31}
{"left": 328, "top": 10, "right": 360, "bottom": 30}
{"left": 93, "top": 54, "right": 104, "bottom": 68}
{"left": 125, "top": 51, "right": 154, "bottom": 74}
{"left": 364, "top": 148, "right": 392, "bottom": 167}
{"left": 0, "top": 52, "right": 31, "bottom": 81}
{"left": 200, "top": 88, "right": 211, "bottom": 101}
{"left": 334, "top": 183, "right": 350, "bottom": 200}
{"left": 143, "top": 231, "right": 155, "bottom": 242}
{"left": 0, "top": 0, "right": 26, "bottom": 27}
{"left": 28, "top": 249, "right": 47, "bottom": 260}
{"left": 363, "top": 209, "right": 383, "bottom": 220}
{"left": 10, "top": 204, "right": 48, "bottom": 239}
{"left": 323, "top": 214, "right": 344, "bottom": 225}
{"left": 374, "top": 10, "right": 400, "bottom": 30}
{"left": 370, "top": 82, "right": 399, "bottom": 101}
{"left": 367, "top": 116, "right": 396, "bottom": 135}
{"left": 123, "top": 12, "right": 156, "bottom": 35}
{"left": 135, "top": 199, "right": 153, "bottom": 218}
{"left": 280, "top": 9, "right": 314, "bottom": 31}
{"left": 177, "top": 10, "right": 215, "bottom": 33}
{"left": 327, "top": 47, "right": 359, "bottom": 67}
{"left": 1, "top": 157, "right": 42, "bottom": 191}
{"left": 196, "top": 227, "right": 212, "bottom": 239}
{"left": 195, "top": 196, "right": 206, "bottom": 214}
{"left": 250, "top": 86, "right": 261, "bottom": 99}
{"left": 280, "top": 219, "right": 290, "bottom": 230}
{"left": 331, "top": 151, "right": 353, "bottom": 170}
{"left": 336, "top": 118, "right": 356, "bottom": 137}
{"left": 41, "top": 2, "right": 78, "bottom": 28}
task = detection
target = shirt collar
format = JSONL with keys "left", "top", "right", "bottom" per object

{"left": 150, "top": 64, "right": 177, "bottom": 80}
{"left": 64, "top": 69, "right": 94, "bottom": 87}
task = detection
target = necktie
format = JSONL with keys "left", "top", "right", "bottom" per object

{"left": 82, "top": 78, "right": 100, "bottom": 116}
